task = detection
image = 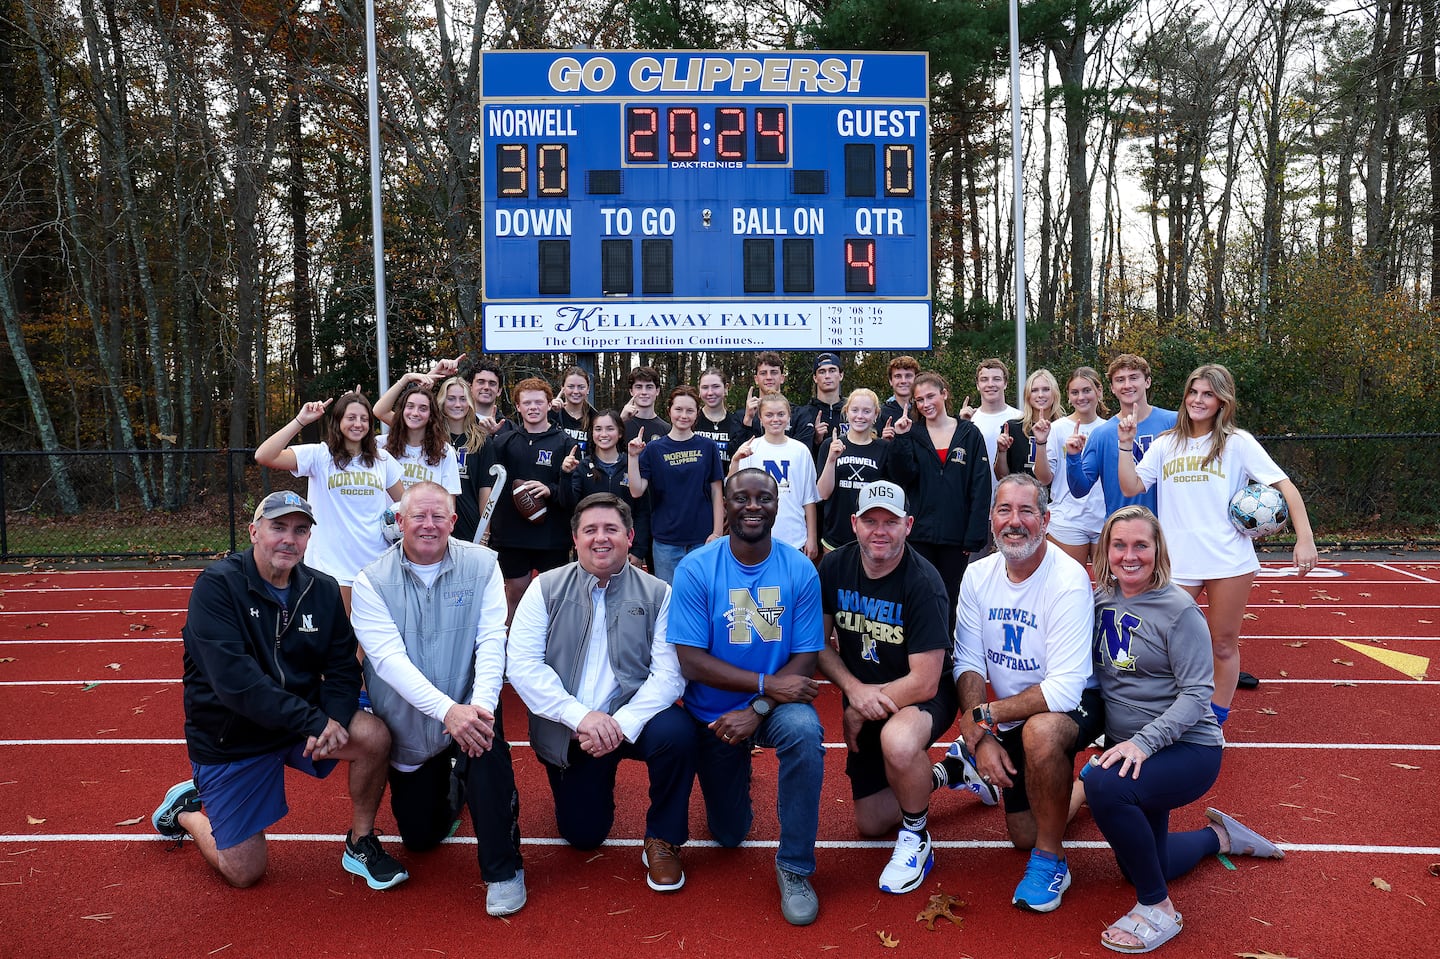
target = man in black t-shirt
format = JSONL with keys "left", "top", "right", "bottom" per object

{"left": 817, "top": 481, "right": 956, "bottom": 896}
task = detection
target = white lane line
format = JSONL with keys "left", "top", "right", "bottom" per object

{"left": 3, "top": 835, "right": 1436, "bottom": 855}
{"left": 3, "top": 739, "right": 1437, "bottom": 751}
{"left": 0, "top": 609, "right": 186, "bottom": 616}
{"left": 0, "top": 680, "right": 181, "bottom": 686}
{"left": 1247, "top": 635, "right": 1440, "bottom": 642}
{"left": 1, "top": 586, "right": 195, "bottom": 594}
{"left": 0, "top": 638, "right": 182, "bottom": 646}
{"left": 1377, "top": 563, "right": 1440, "bottom": 584}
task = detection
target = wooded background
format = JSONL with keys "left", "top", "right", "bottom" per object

{"left": 2, "top": 0, "right": 1437, "bottom": 518}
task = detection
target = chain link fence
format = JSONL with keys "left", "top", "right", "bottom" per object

{"left": 0, "top": 436, "right": 1436, "bottom": 560}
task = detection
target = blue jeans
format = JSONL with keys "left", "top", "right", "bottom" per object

{"left": 692, "top": 701, "right": 824, "bottom": 876}
{"left": 651, "top": 540, "right": 703, "bottom": 585}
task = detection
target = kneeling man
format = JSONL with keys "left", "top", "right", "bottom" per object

{"left": 507, "top": 493, "right": 695, "bottom": 891}
{"left": 351, "top": 481, "right": 527, "bottom": 916}
{"left": 818, "top": 481, "right": 956, "bottom": 893}
{"left": 153, "top": 492, "right": 403, "bottom": 890}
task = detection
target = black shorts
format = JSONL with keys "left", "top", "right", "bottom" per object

{"left": 497, "top": 546, "right": 570, "bottom": 580}
{"left": 994, "top": 685, "right": 1105, "bottom": 815}
{"left": 845, "top": 690, "right": 959, "bottom": 801}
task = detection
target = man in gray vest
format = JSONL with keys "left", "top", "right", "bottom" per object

{"left": 506, "top": 492, "right": 694, "bottom": 892}
{"left": 351, "top": 481, "right": 526, "bottom": 916}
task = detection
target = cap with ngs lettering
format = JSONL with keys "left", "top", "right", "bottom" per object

{"left": 854, "top": 481, "right": 907, "bottom": 518}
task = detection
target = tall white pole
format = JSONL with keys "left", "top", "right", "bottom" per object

{"left": 1009, "top": 0, "right": 1027, "bottom": 400}
{"left": 365, "top": 0, "right": 390, "bottom": 396}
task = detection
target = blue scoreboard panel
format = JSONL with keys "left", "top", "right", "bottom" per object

{"left": 479, "top": 51, "right": 931, "bottom": 353}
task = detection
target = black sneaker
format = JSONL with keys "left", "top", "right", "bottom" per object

{"left": 151, "top": 780, "right": 200, "bottom": 838}
{"left": 342, "top": 831, "right": 410, "bottom": 890}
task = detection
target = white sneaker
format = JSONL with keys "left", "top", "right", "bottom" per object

{"left": 878, "top": 829, "right": 933, "bottom": 894}
{"left": 486, "top": 868, "right": 527, "bottom": 916}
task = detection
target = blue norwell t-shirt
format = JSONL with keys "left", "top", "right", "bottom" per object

{"left": 667, "top": 537, "right": 824, "bottom": 723}
{"left": 639, "top": 434, "right": 724, "bottom": 546}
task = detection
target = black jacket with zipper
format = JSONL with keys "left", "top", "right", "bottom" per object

{"left": 888, "top": 419, "right": 992, "bottom": 550}
{"left": 182, "top": 549, "right": 361, "bottom": 764}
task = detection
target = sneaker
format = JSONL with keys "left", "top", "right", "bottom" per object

{"left": 935, "top": 741, "right": 1000, "bottom": 806}
{"left": 342, "top": 831, "right": 409, "bottom": 890}
{"left": 151, "top": 780, "right": 200, "bottom": 838}
{"left": 775, "top": 864, "right": 820, "bottom": 926}
{"left": 1206, "top": 808, "right": 1284, "bottom": 859}
{"left": 642, "top": 836, "right": 686, "bottom": 892}
{"left": 1012, "top": 849, "right": 1071, "bottom": 912}
{"left": 878, "top": 829, "right": 933, "bottom": 894}
{"left": 486, "top": 869, "right": 528, "bottom": 916}
{"left": 1237, "top": 671, "right": 1260, "bottom": 690}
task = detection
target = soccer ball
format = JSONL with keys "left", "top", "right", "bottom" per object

{"left": 1228, "top": 482, "right": 1289, "bottom": 539}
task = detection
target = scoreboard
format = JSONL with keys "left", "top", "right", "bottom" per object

{"left": 479, "top": 51, "right": 931, "bottom": 353}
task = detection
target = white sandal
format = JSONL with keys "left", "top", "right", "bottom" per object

{"left": 1206, "top": 807, "right": 1285, "bottom": 859}
{"left": 1101, "top": 903, "right": 1183, "bottom": 954}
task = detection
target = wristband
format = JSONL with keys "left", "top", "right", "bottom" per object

{"left": 1035, "top": 440, "right": 1047, "bottom": 445}
{"left": 758, "top": 673, "right": 766, "bottom": 696}
{"left": 1118, "top": 444, "right": 1134, "bottom": 452}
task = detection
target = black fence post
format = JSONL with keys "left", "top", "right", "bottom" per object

{"left": 0, "top": 451, "right": 8, "bottom": 560}
{"left": 227, "top": 449, "right": 238, "bottom": 554}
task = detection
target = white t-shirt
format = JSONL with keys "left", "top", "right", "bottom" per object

{"left": 733, "top": 436, "right": 820, "bottom": 550}
{"left": 290, "top": 443, "right": 403, "bottom": 585}
{"left": 953, "top": 547, "right": 1095, "bottom": 725}
{"left": 1134, "top": 429, "right": 1288, "bottom": 581}
{"left": 396, "top": 443, "right": 462, "bottom": 495}
{"left": 1045, "top": 417, "right": 1109, "bottom": 542}
{"left": 970, "top": 405, "right": 1022, "bottom": 495}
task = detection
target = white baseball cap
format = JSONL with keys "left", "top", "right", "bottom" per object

{"left": 855, "top": 481, "right": 906, "bottom": 518}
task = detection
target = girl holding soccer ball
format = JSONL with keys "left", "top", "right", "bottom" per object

{"left": 1115, "top": 364, "right": 1318, "bottom": 721}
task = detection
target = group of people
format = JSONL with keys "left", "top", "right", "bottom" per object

{"left": 156, "top": 350, "right": 1313, "bottom": 952}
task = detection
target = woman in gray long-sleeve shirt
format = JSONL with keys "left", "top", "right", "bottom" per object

{"left": 1084, "top": 506, "right": 1284, "bottom": 954}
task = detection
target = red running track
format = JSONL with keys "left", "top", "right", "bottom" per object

{"left": 1, "top": 562, "right": 1437, "bottom": 958}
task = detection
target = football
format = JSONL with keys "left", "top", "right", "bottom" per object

{"left": 512, "top": 484, "right": 548, "bottom": 523}
{"left": 1228, "top": 482, "right": 1289, "bottom": 539}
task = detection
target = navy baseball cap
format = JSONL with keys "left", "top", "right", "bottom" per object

{"left": 814, "top": 352, "right": 842, "bottom": 372}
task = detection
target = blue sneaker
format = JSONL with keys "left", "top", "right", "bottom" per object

{"left": 878, "top": 828, "right": 933, "bottom": 894}
{"left": 151, "top": 780, "right": 200, "bottom": 838}
{"left": 1012, "top": 849, "right": 1071, "bottom": 912}
{"left": 935, "top": 740, "right": 999, "bottom": 806}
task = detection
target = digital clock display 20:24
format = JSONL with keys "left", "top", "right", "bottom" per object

{"left": 480, "top": 51, "right": 932, "bottom": 352}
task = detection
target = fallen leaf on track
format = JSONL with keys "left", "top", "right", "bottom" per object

{"left": 1332, "top": 659, "right": 1354, "bottom": 667}
{"left": 81, "top": 914, "right": 113, "bottom": 921}
{"left": 25, "top": 815, "right": 45, "bottom": 825}
{"left": 1429, "top": 863, "right": 1440, "bottom": 878}
{"left": 1243, "top": 613, "right": 1259, "bottom": 620}
{"left": 877, "top": 930, "right": 899, "bottom": 948}
{"left": 129, "top": 623, "right": 151, "bottom": 631}
{"left": 82, "top": 682, "right": 99, "bottom": 692}
{"left": 1391, "top": 763, "right": 1421, "bottom": 770}
{"left": 106, "top": 663, "right": 122, "bottom": 671}
{"left": 1278, "top": 670, "right": 1288, "bottom": 677}
{"left": 1333, "top": 681, "right": 1357, "bottom": 687}
{"left": 1258, "top": 708, "right": 1278, "bottom": 715}
{"left": 114, "top": 816, "right": 143, "bottom": 827}
{"left": 1371, "top": 877, "right": 1392, "bottom": 892}
{"left": 916, "top": 891, "right": 964, "bottom": 930}
{"left": 1235, "top": 952, "right": 1297, "bottom": 959}
{"left": 0, "top": 658, "right": 14, "bottom": 663}
{"left": 1285, "top": 641, "right": 1306, "bottom": 648}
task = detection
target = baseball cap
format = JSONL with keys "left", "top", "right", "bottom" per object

{"left": 855, "top": 481, "right": 906, "bottom": 518}
{"left": 253, "top": 491, "right": 316, "bottom": 524}
{"left": 813, "top": 352, "right": 842, "bottom": 372}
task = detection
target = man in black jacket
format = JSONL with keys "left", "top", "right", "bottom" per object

{"left": 151, "top": 491, "right": 404, "bottom": 890}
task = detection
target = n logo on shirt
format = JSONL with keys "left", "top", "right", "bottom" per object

{"left": 726, "top": 587, "right": 785, "bottom": 645}
{"left": 1002, "top": 623, "right": 1024, "bottom": 655}
{"left": 1097, "top": 608, "right": 1142, "bottom": 671}
{"left": 760, "top": 460, "right": 790, "bottom": 485}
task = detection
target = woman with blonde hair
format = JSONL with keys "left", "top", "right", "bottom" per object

{"left": 1036, "top": 367, "right": 1110, "bottom": 566}
{"left": 816, "top": 388, "right": 890, "bottom": 552}
{"left": 1117, "top": 364, "right": 1318, "bottom": 721}
{"left": 438, "top": 375, "right": 488, "bottom": 541}
{"left": 994, "top": 368, "right": 1064, "bottom": 480}
{"left": 1086, "top": 505, "right": 1282, "bottom": 953}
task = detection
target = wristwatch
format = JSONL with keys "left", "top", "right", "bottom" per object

{"left": 971, "top": 702, "right": 994, "bottom": 731}
{"left": 751, "top": 698, "right": 773, "bottom": 717}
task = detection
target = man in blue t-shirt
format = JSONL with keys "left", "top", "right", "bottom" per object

{"left": 668, "top": 468, "right": 826, "bottom": 926}
{"left": 1066, "top": 353, "right": 1176, "bottom": 515}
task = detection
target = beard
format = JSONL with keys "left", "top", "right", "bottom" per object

{"left": 994, "top": 524, "right": 1044, "bottom": 563}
